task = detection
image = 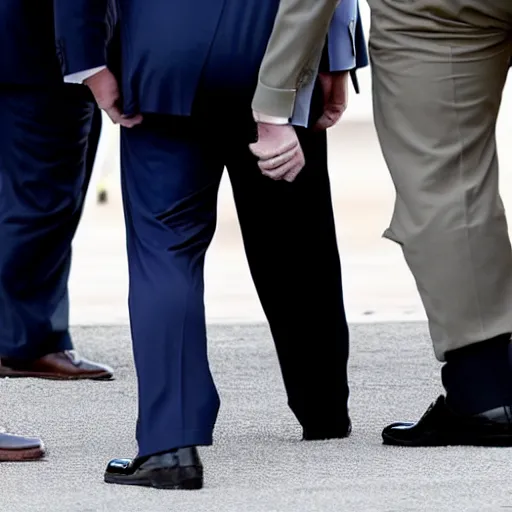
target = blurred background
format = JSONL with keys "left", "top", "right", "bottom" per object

{"left": 69, "top": 5, "right": 512, "bottom": 327}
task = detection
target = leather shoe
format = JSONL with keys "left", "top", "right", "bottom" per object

{"left": 303, "top": 419, "right": 352, "bottom": 441}
{"left": 0, "top": 430, "right": 45, "bottom": 461}
{"left": 382, "top": 395, "right": 512, "bottom": 447}
{"left": 104, "top": 447, "right": 203, "bottom": 489}
{"left": 0, "top": 351, "right": 114, "bottom": 380}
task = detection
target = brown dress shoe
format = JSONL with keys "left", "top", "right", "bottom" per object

{"left": 0, "top": 430, "right": 45, "bottom": 461}
{"left": 0, "top": 351, "right": 114, "bottom": 380}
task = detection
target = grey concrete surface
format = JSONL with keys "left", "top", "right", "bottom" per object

{"left": 2, "top": 322, "right": 511, "bottom": 512}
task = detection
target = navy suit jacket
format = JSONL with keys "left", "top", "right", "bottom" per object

{"left": 0, "top": 0, "right": 62, "bottom": 84}
{"left": 0, "top": 0, "right": 117, "bottom": 86}
{"left": 55, "top": 0, "right": 368, "bottom": 120}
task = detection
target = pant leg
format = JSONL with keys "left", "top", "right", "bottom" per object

{"left": 0, "top": 84, "right": 94, "bottom": 360}
{"left": 369, "top": 0, "right": 512, "bottom": 360}
{"left": 84, "top": 103, "right": 102, "bottom": 195}
{"left": 49, "top": 100, "right": 103, "bottom": 345}
{"left": 120, "top": 115, "right": 224, "bottom": 457}
{"left": 225, "top": 102, "right": 350, "bottom": 433}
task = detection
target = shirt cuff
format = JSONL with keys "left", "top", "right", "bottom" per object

{"left": 64, "top": 65, "right": 107, "bottom": 84}
{"left": 252, "top": 111, "right": 290, "bottom": 125}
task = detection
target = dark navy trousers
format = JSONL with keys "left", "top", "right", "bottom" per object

{"left": 121, "top": 89, "right": 350, "bottom": 458}
{"left": 0, "top": 84, "right": 96, "bottom": 360}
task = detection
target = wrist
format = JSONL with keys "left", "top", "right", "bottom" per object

{"left": 84, "top": 67, "right": 109, "bottom": 86}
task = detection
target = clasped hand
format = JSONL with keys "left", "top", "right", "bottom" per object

{"left": 249, "top": 70, "right": 349, "bottom": 183}
{"left": 84, "top": 68, "right": 143, "bottom": 128}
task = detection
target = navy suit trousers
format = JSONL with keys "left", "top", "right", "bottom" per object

{"left": 0, "top": 84, "right": 95, "bottom": 359}
{"left": 121, "top": 89, "right": 350, "bottom": 457}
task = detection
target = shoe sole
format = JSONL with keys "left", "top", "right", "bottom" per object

{"left": 104, "top": 467, "right": 203, "bottom": 490}
{"left": 0, "top": 446, "right": 46, "bottom": 462}
{"left": 382, "top": 432, "right": 512, "bottom": 447}
{"left": 0, "top": 370, "right": 113, "bottom": 381}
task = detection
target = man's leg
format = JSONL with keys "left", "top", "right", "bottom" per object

{"left": 225, "top": 105, "right": 351, "bottom": 440}
{"left": 85, "top": 104, "right": 111, "bottom": 204}
{"left": 369, "top": 0, "right": 512, "bottom": 444}
{"left": 104, "top": 115, "right": 223, "bottom": 489}
{"left": 48, "top": 103, "right": 102, "bottom": 355}
{"left": 85, "top": 103, "right": 103, "bottom": 190}
{"left": 0, "top": 84, "right": 112, "bottom": 379}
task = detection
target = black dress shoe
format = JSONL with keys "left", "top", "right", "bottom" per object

{"left": 303, "top": 419, "right": 352, "bottom": 441}
{"left": 104, "top": 447, "right": 203, "bottom": 489}
{"left": 382, "top": 396, "right": 512, "bottom": 447}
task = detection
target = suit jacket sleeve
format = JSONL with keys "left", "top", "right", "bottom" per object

{"left": 53, "top": 0, "right": 111, "bottom": 76}
{"left": 251, "top": 0, "right": 340, "bottom": 119}
{"left": 327, "top": 0, "right": 368, "bottom": 73}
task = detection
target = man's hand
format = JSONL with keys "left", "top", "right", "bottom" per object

{"left": 249, "top": 123, "right": 305, "bottom": 183}
{"left": 313, "top": 70, "right": 349, "bottom": 131}
{"left": 84, "top": 68, "right": 143, "bottom": 128}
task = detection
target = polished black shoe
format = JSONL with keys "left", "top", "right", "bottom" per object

{"left": 303, "top": 419, "right": 352, "bottom": 441}
{"left": 104, "top": 447, "right": 203, "bottom": 489}
{"left": 382, "top": 395, "right": 512, "bottom": 447}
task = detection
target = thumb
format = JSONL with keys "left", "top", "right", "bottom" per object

{"left": 313, "top": 105, "right": 345, "bottom": 131}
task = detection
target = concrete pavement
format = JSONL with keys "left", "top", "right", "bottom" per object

{"left": 2, "top": 322, "right": 512, "bottom": 512}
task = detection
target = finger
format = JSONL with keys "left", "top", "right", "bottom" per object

{"left": 313, "top": 113, "right": 330, "bottom": 131}
{"left": 282, "top": 152, "right": 306, "bottom": 183}
{"left": 97, "top": 94, "right": 120, "bottom": 113}
{"left": 104, "top": 105, "right": 124, "bottom": 125}
{"left": 249, "top": 138, "right": 298, "bottom": 160}
{"left": 282, "top": 163, "right": 303, "bottom": 183}
{"left": 313, "top": 107, "right": 343, "bottom": 131}
{"left": 120, "top": 114, "right": 144, "bottom": 128}
{"left": 260, "top": 149, "right": 302, "bottom": 180}
{"left": 258, "top": 145, "right": 297, "bottom": 171}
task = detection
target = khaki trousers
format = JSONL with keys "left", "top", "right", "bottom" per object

{"left": 368, "top": 0, "right": 512, "bottom": 360}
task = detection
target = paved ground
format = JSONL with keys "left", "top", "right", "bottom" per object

{"left": 2, "top": 322, "right": 512, "bottom": 512}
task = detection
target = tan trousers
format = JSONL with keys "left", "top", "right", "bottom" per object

{"left": 368, "top": 0, "right": 512, "bottom": 360}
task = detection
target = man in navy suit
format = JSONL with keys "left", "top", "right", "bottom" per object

{"left": 55, "top": 0, "right": 368, "bottom": 489}
{"left": 0, "top": 2, "right": 115, "bottom": 383}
